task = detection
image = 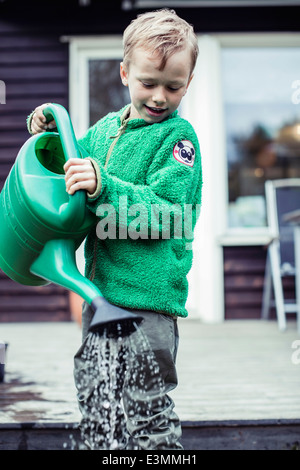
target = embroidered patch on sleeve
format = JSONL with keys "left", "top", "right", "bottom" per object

{"left": 173, "top": 140, "right": 195, "bottom": 167}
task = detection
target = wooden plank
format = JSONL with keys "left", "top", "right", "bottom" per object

{"left": 225, "top": 275, "right": 295, "bottom": 289}
{"left": 223, "top": 245, "right": 266, "bottom": 258}
{"left": 0, "top": 131, "right": 28, "bottom": 147}
{"left": 0, "top": 280, "right": 67, "bottom": 294}
{"left": 0, "top": 310, "right": 70, "bottom": 322}
{"left": 0, "top": 164, "right": 13, "bottom": 179}
{"left": 224, "top": 259, "right": 266, "bottom": 273}
{"left": 0, "top": 97, "right": 68, "bottom": 113}
{"left": 1, "top": 65, "right": 67, "bottom": 81}
{"left": 224, "top": 308, "right": 270, "bottom": 320}
{"left": 0, "top": 33, "right": 62, "bottom": 48}
{"left": 0, "top": 16, "right": 71, "bottom": 35}
{"left": 3, "top": 81, "right": 67, "bottom": 98}
{"left": 224, "top": 274, "right": 264, "bottom": 290}
{"left": 225, "top": 291, "right": 263, "bottom": 307}
{"left": 0, "top": 296, "right": 69, "bottom": 310}
{"left": 0, "top": 49, "right": 67, "bottom": 64}
{"left": 0, "top": 115, "right": 33, "bottom": 130}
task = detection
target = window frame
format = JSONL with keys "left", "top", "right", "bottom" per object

{"left": 217, "top": 33, "right": 300, "bottom": 245}
{"left": 64, "top": 35, "right": 124, "bottom": 137}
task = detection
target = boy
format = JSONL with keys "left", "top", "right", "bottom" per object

{"left": 28, "top": 9, "right": 202, "bottom": 450}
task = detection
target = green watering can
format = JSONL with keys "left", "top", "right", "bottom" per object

{"left": 0, "top": 103, "right": 142, "bottom": 336}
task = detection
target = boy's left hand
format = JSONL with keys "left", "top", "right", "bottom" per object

{"left": 64, "top": 158, "right": 97, "bottom": 196}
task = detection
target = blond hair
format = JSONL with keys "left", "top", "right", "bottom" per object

{"left": 123, "top": 9, "right": 198, "bottom": 75}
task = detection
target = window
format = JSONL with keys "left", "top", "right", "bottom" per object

{"left": 89, "top": 59, "right": 130, "bottom": 126}
{"left": 222, "top": 46, "right": 300, "bottom": 228}
{"left": 67, "top": 36, "right": 128, "bottom": 137}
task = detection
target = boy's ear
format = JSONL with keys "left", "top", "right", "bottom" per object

{"left": 184, "top": 73, "right": 194, "bottom": 96}
{"left": 120, "top": 62, "right": 128, "bottom": 87}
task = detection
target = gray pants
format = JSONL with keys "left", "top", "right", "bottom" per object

{"left": 74, "top": 302, "right": 183, "bottom": 450}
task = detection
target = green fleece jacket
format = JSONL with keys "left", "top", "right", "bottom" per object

{"left": 79, "top": 105, "right": 202, "bottom": 317}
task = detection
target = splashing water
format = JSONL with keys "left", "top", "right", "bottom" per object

{"left": 71, "top": 323, "right": 167, "bottom": 450}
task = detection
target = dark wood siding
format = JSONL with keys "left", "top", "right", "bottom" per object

{"left": 0, "top": 270, "right": 70, "bottom": 322}
{"left": 224, "top": 246, "right": 267, "bottom": 319}
{"left": 224, "top": 245, "right": 296, "bottom": 320}
{"left": 0, "top": 26, "right": 69, "bottom": 179}
{"left": 0, "top": 20, "right": 70, "bottom": 322}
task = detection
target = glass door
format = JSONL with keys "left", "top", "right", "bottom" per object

{"left": 222, "top": 46, "right": 300, "bottom": 230}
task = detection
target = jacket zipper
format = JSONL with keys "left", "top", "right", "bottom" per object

{"left": 104, "top": 122, "right": 128, "bottom": 169}
{"left": 89, "top": 113, "right": 130, "bottom": 282}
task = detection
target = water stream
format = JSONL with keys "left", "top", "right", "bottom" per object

{"left": 71, "top": 323, "right": 166, "bottom": 450}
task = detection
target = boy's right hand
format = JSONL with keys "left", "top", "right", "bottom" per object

{"left": 30, "top": 103, "right": 56, "bottom": 134}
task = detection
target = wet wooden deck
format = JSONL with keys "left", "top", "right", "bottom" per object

{"left": 0, "top": 319, "right": 300, "bottom": 449}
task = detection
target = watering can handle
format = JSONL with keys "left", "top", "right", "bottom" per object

{"left": 43, "top": 103, "right": 86, "bottom": 229}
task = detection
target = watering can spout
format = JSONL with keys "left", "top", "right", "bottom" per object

{"left": 30, "top": 238, "right": 143, "bottom": 338}
{"left": 89, "top": 297, "right": 144, "bottom": 338}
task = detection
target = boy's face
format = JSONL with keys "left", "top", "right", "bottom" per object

{"left": 120, "top": 47, "right": 194, "bottom": 123}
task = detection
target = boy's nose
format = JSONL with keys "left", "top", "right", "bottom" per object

{"left": 152, "top": 89, "right": 166, "bottom": 105}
